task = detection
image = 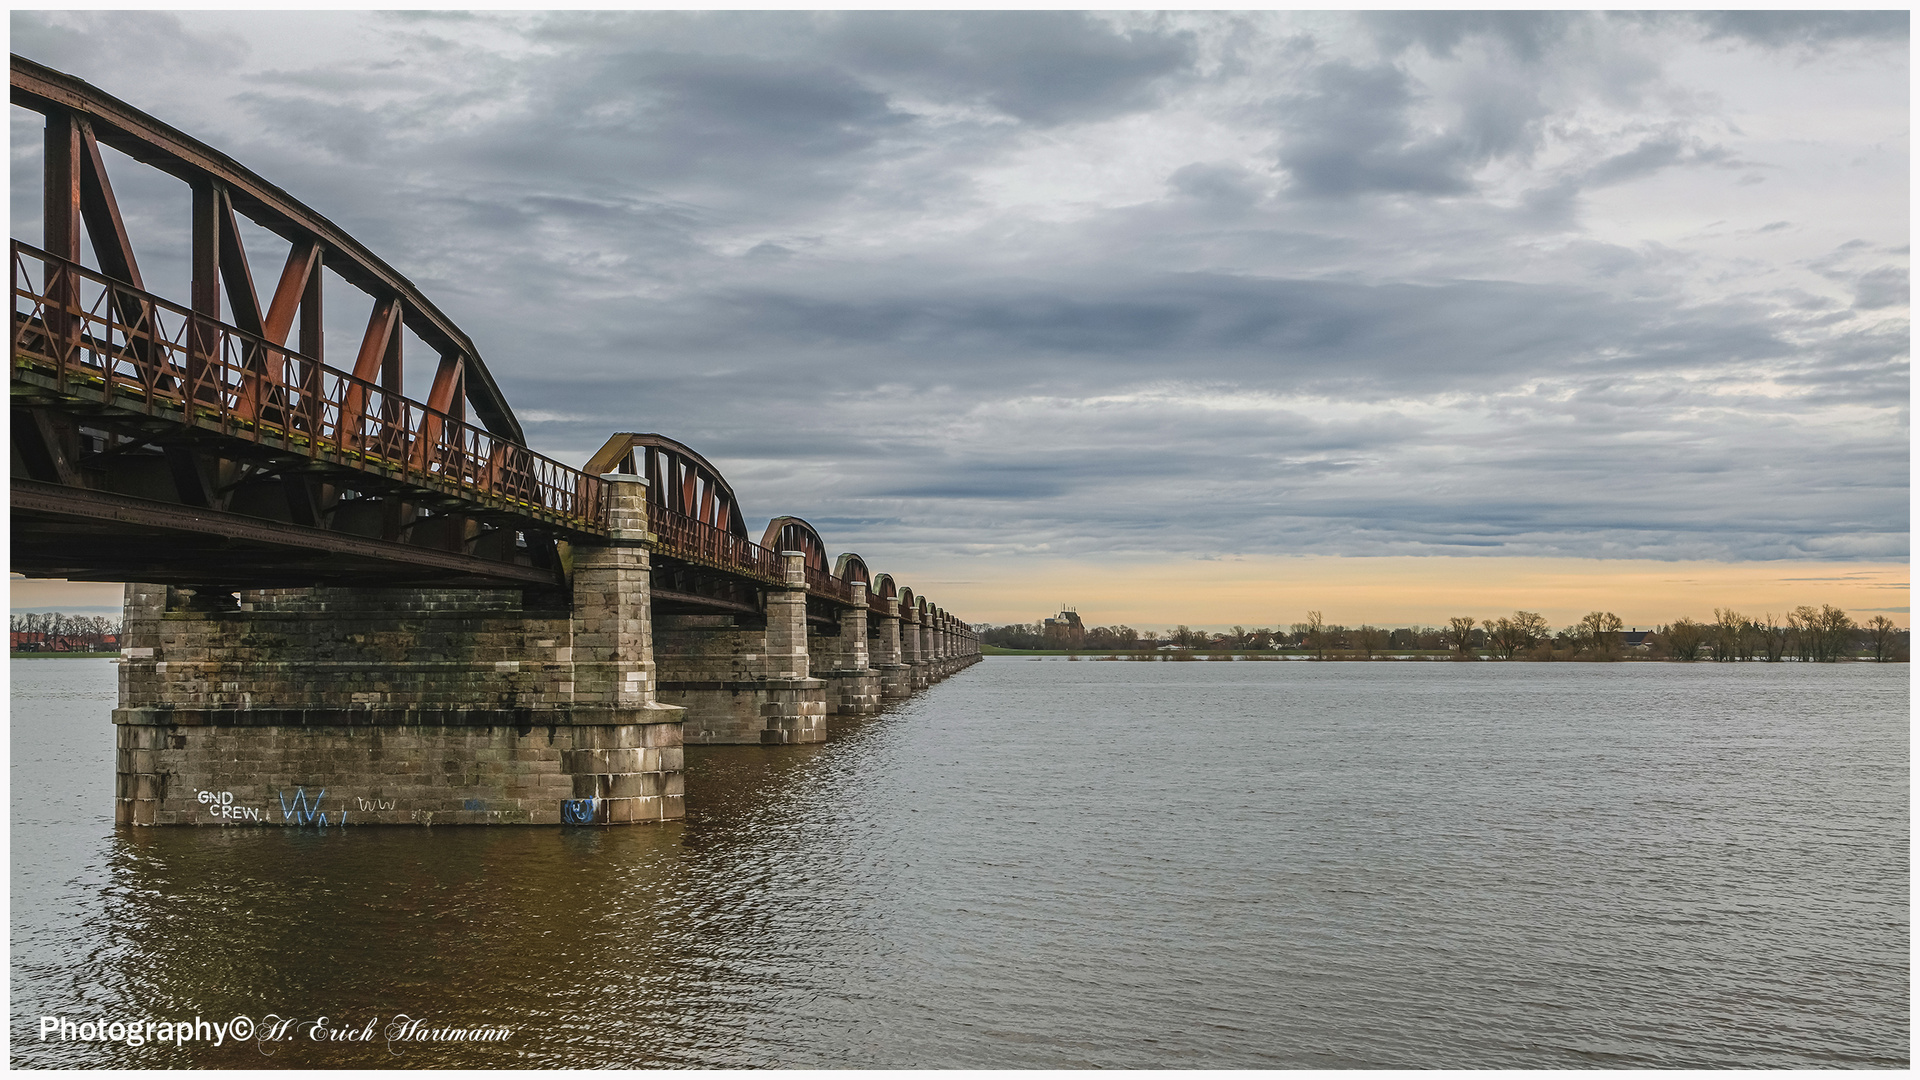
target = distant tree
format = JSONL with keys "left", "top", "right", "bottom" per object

{"left": 1557, "top": 622, "right": 1586, "bottom": 655}
{"left": 1663, "top": 618, "right": 1705, "bottom": 661}
{"left": 1485, "top": 616, "right": 1519, "bottom": 659}
{"left": 1446, "top": 616, "right": 1476, "bottom": 657}
{"left": 1787, "top": 606, "right": 1819, "bottom": 661}
{"left": 1578, "top": 612, "right": 1624, "bottom": 659}
{"left": 1354, "top": 625, "right": 1387, "bottom": 659}
{"left": 1292, "top": 611, "right": 1329, "bottom": 659}
{"left": 1734, "top": 613, "right": 1763, "bottom": 661}
{"left": 1863, "top": 615, "right": 1901, "bottom": 662}
{"left": 1709, "top": 608, "right": 1745, "bottom": 662}
{"left": 981, "top": 622, "right": 1043, "bottom": 650}
{"left": 1816, "top": 604, "right": 1855, "bottom": 662}
{"left": 1513, "top": 611, "right": 1549, "bottom": 654}
{"left": 1485, "top": 611, "right": 1547, "bottom": 659}
{"left": 1759, "top": 612, "right": 1789, "bottom": 662}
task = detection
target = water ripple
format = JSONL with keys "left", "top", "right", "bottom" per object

{"left": 9, "top": 658, "right": 1908, "bottom": 1067}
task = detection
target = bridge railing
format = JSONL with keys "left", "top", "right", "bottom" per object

{"left": 12, "top": 243, "right": 606, "bottom": 534}
{"left": 649, "top": 505, "right": 784, "bottom": 584}
{"left": 804, "top": 564, "right": 853, "bottom": 603}
{"left": 649, "top": 505, "right": 868, "bottom": 607}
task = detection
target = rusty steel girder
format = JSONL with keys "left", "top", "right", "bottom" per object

{"left": 13, "top": 55, "right": 523, "bottom": 441}
{"left": 10, "top": 55, "right": 602, "bottom": 591}
{"left": 10, "top": 55, "right": 972, "bottom": 635}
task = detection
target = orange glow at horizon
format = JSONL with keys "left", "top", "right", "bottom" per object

{"left": 10, "top": 557, "right": 1910, "bottom": 633}
{"left": 900, "top": 556, "right": 1912, "bottom": 632}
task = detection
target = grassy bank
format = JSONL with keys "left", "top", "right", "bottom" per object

{"left": 982, "top": 646, "right": 1455, "bottom": 659}
{"left": 10, "top": 651, "right": 120, "bottom": 659}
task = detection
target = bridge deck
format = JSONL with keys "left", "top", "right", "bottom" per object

{"left": 10, "top": 55, "right": 898, "bottom": 612}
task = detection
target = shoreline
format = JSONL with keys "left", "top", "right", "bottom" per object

{"left": 10, "top": 652, "right": 121, "bottom": 660}
{"left": 980, "top": 649, "right": 1904, "bottom": 663}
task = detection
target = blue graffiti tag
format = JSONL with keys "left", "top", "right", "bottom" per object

{"left": 277, "top": 787, "right": 344, "bottom": 826}
{"left": 561, "top": 798, "right": 597, "bottom": 825}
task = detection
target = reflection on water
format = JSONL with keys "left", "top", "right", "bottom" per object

{"left": 10, "top": 658, "right": 1910, "bottom": 1067}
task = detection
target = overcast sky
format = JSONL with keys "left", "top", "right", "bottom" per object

{"left": 10, "top": 11, "right": 1910, "bottom": 607}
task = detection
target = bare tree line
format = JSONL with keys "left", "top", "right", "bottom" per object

{"left": 10, "top": 611, "right": 126, "bottom": 652}
{"left": 981, "top": 604, "right": 1907, "bottom": 662}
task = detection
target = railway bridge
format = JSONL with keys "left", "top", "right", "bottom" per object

{"left": 9, "top": 56, "right": 979, "bottom": 827}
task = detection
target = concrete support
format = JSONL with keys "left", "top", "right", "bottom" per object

{"left": 901, "top": 606, "right": 927, "bottom": 690}
{"left": 874, "top": 597, "right": 911, "bottom": 700}
{"left": 817, "top": 581, "right": 881, "bottom": 716}
{"left": 657, "top": 551, "right": 829, "bottom": 745}
{"left": 104, "top": 465, "right": 982, "bottom": 825}
{"left": 564, "top": 476, "right": 688, "bottom": 822}
{"left": 110, "top": 474, "right": 687, "bottom": 827}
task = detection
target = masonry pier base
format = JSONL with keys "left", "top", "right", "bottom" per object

{"left": 105, "top": 475, "right": 982, "bottom": 825}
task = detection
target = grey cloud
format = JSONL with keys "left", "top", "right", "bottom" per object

{"left": 1362, "top": 11, "right": 1578, "bottom": 62}
{"left": 1583, "top": 135, "right": 1736, "bottom": 188}
{"left": 822, "top": 11, "right": 1196, "bottom": 126}
{"left": 229, "top": 93, "right": 385, "bottom": 161}
{"left": 1273, "top": 61, "right": 1504, "bottom": 198}
{"left": 609, "top": 272, "right": 1798, "bottom": 402}
{"left": 434, "top": 47, "right": 911, "bottom": 215}
{"left": 1694, "top": 11, "right": 1909, "bottom": 48}
{"left": 9, "top": 11, "right": 246, "bottom": 84}
{"left": 1167, "top": 163, "right": 1265, "bottom": 210}
{"left": 584, "top": 50, "right": 902, "bottom": 156}
{"left": 7, "top": 12, "right": 1905, "bottom": 570}
{"left": 1853, "top": 267, "right": 1909, "bottom": 311}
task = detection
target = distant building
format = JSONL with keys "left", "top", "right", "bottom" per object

{"left": 10, "top": 630, "right": 118, "bottom": 653}
{"left": 1042, "top": 608, "right": 1084, "bottom": 649}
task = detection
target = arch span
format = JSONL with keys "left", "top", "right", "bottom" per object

{"left": 834, "top": 553, "right": 870, "bottom": 587}
{"left": 761, "top": 516, "right": 829, "bottom": 573}
{"left": 587, "top": 433, "right": 747, "bottom": 538}
{"left": 13, "top": 55, "right": 522, "bottom": 441}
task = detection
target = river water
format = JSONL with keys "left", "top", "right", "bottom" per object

{"left": 9, "top": 656, "right": 1909, "bottom": 1068}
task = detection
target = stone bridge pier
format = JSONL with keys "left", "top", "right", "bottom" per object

{"left": 873, "top": 596, "right": 912, "bottom": 700}
{"left": 901, "top": 604, "right": 926, "bottom": 691}
{"left": 653, "top": 550, "right": 828, "bottom": 746}
{"left": 813, "top": 580, "right": 882, "bottom": 717}
{"left": 11, "top": 59, "right": 982, "bottom": 829}
{"left": 112, "top": 475, "right": 685, "bottom": 827}
{"left": 105, "top": 469, "right": 983, "bottom": 825}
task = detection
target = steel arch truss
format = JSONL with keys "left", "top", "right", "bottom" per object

{"left": 11, "top": 55, "right": 601, "bottom": 590}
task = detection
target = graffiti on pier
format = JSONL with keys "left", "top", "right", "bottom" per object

{"left": 277, "top": 787, "right": 346, "bottom": 826}
{"left": 196, "top": 790, "right": 263, "bottom": 822}
{"left": 355, "top": 798, "right": 396, "bottom": 812}
{"left": 561, "top": 798, "right": 597, "bottom": 825}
